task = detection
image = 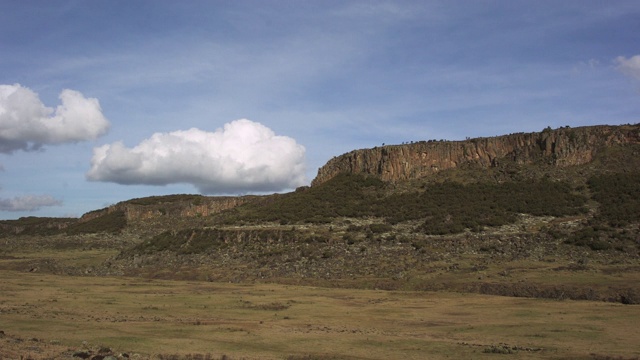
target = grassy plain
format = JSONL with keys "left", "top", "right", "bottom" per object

{"left": 1, "top": 270, "right": 639, "bottom": 360}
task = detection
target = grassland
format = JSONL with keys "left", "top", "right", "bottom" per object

{"left": 1, "top": 270, "right": 639, "bottom": 360}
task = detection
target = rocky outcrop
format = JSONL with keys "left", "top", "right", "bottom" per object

{"left": 312, "top": 124, "right": 640, "bottom": 186}
{"left": 80, "top": 195, "right": 258, "bottom": 223}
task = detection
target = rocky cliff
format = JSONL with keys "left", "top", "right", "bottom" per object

{"left": 311, "top": 124, "right": 640, "bottom": 186}
{"left": 80, "top": 195, "right": 258, "bottom": 223}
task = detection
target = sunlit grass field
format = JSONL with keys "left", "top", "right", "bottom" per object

{"left": 1, "top": 270, "right": 639, "bottom": 359}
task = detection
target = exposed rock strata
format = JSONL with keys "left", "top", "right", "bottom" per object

{"left": 80, "top": 196, "right": 257, "bottom": 223}
{"left": 312, "top": 124, "right": 640, "bottom": 186}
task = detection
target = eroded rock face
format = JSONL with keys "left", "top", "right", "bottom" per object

{"left": 311, "top": 124, "right": 640, "bottom": 186}
{"left": 80, "top": 196, "right": 256, "bottom": 222}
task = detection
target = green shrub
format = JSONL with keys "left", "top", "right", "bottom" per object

{"left": 587, "top": 172, "right": 640, "bottom": 226}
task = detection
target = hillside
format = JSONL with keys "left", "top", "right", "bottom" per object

{"left": 1, "top": 123, "right": 639, "bottom": 305}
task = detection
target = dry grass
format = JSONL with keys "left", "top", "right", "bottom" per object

{"left": 1, "top": 270, "right": 639, "bottom": 359}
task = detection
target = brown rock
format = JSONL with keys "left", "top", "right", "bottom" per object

{"left": 311, "top": 124, "right": 640, "bottom": 186}
{"left": 79, "top": 195, "right": 258, "bottom": 222}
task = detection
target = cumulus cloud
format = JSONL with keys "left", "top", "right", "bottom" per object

{"left": 0, "top": 194, "right": 62, "bottom": 212}
{"left": 0, "top": 84, "right": 110, "bottom": 153}
{"left": 87, "top": 119, "right": 307, "bottom": 194}
{"left": 615, "top": 55, "right": 640, "bottom": 80}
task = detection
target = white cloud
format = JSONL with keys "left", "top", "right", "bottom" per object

{"left": 0, "top": 84, "right": 110, "bottom": 153}
{"left": 615, "top": 55, "right": 640, "bottom": 80}
{"left": 0, "top": 194, "right": 62, "bottom": 212}
{"left": 87, "top": 119, "right": 307, "bottom": 194}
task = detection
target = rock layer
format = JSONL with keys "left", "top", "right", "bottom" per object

{"left": 311, "top": 124, "right": 640, "bottom": 186}
{"left": 80, "top": 196, "right": 256, "bottom": 223}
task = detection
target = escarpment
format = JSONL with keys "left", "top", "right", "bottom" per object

{"left": 311, "top": 124, "right": 640, "bottom": 186}
{"left": 80, "top": 195, "right": 258, "bottom": 223}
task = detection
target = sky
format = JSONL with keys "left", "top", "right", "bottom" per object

{"left": 0, "top": 0, "right": 639, "bottom": 219}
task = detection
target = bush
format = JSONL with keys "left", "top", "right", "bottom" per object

{"left": 588, "top": 172, "right": 640, "bottom": 226}
{"left": 562, "top": 172, "right": 640, "bottom": 251}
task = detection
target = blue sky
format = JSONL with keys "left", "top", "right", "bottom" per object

{"left": 0, "top": 0, "right": 639, "bottom": 219}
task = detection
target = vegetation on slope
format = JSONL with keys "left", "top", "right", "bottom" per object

{"left": 383, "top": 179, "right": 587, "bottom": 234}
{"left": 0, "top": 217, "right": 75, "bottom": 237}
{"left": 214, "top": 173, "right": 386, "bottom": 225}
{"left": 563, "top": 172, "right": 640, "bottom": 251}
{"left": 213, "top": 173, "right": 588, "bottom": 235}
{"left": 126, "top": 194, "right": 207, "bottom": 206}
{"left": 587, "top": 172, "right": 640, "bottom": 226}
{"left": 130, "top": 228, "right": 300, "bottom": 255}
{"left": 65, "top": 210, "right": 127, "bottom": 235}
{"left": 0, "top": 210, "right": 127, "bottom": 237}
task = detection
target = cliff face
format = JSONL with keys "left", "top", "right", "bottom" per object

{"left": 312, "top": 124, "right": 640, "bottom": 186}
{"left": 80, "top": 196, "right": 256, "bottom": 223}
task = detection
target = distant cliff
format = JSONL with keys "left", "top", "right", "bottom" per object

{"left": 311, "top": 124, "right": 640, "bottom": 186}
{"left": 80, "top": 195, "right": 257, "bottom": 223}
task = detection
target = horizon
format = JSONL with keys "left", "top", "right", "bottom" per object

{"left": 2, "top": 121, "right": 636, "bottom": 221}
{"left": 1, "top": 1, "right": 639, "bottom": 219}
